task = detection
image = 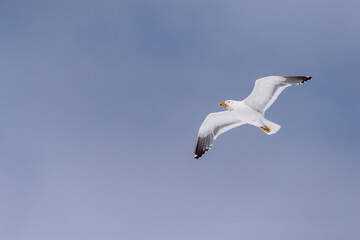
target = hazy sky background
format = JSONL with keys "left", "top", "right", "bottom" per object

{"left": 1, "top": 0, "right": 360, "bottom": 239}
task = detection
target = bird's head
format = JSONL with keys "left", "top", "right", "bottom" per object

{"left": 219, "top": 100, "right": 235, "bottom": 111}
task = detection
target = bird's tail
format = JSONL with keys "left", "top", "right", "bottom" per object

{"left": 261, "top": 119, "right": 281, "bottom": 135}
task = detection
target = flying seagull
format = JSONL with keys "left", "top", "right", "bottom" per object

{"left": 194, "top": 75, "right": 312, "bottom": 159}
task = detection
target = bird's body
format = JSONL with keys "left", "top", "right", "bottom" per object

{"left": 194, "top": 76, "right": 312, "bottom": 159}
{"left": 228, "top": 101, "right": 266, "bottom": 127}
{"left": 228, "top": 101, "right": 281, "bottom": 133}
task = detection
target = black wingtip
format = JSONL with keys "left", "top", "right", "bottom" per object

{"left": 301, "top": 76, "right": 312, "bottom": 83}
{"left": 283, "top": 76, "right": 312, "bottom": 85}
{"left": 194, "top": 135, "right": 213, "bottom": 160}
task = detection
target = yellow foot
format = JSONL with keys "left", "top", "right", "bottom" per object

{"left": 260, "top": 125, "right": 270, "bottom": 133}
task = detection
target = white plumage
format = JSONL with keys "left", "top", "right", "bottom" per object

{"left": 194, "top": 75, "right": 312, "bottom": 159}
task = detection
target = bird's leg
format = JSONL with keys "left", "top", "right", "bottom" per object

{"left": 260, "top": 125, "right": 270, "bottom": 133}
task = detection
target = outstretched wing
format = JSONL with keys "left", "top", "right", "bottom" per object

{"left": 194, "top": 111, "right": 245, "bottom": 159}
{"left": 244, "top": 76, "right": 312, "bottom": 113}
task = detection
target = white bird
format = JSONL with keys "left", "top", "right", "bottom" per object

{"left": 194, "top": 75, "right": 312, "bottom": 159}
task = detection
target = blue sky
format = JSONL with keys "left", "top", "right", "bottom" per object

{"left": 1, "top": 0, "right": 360, "bottom": 239}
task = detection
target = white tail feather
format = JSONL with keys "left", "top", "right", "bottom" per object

{"left": 262, "top": 119, "right": 281, "bottom": 135}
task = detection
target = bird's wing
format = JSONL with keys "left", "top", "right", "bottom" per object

{"left": 244, "top": 76, "right": 312, "bottom": 113}
{"left": 194, "top": 111, "right": 245, "bottom": 159}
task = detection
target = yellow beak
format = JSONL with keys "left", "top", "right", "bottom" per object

{"left": 219, "top": 102, "right": 226, "bottom": 106}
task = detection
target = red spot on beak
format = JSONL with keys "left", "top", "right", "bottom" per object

{"left": 219, "top": 102, "right": 233, "bottom": 111}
